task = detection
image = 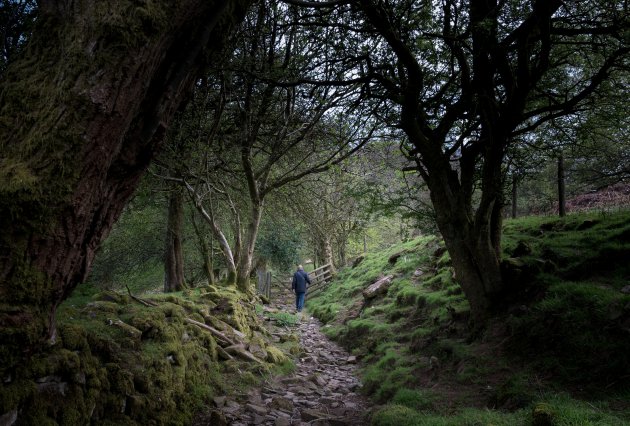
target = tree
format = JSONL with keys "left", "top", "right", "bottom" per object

{"left": 318, "top": 0, "right": 628, "bottom": 323}
{"left": 163, "top": 188, "right": 186, "bottom": 292}
{"left": 160, "top": 0, "right": 374, "bottom": 290}
{"left": 0, "top": 0, "right": 252, "bottom": 368}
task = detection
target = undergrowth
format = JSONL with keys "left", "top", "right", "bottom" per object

{"left": 308, "top": 209, "right": 630, "bottom": 425}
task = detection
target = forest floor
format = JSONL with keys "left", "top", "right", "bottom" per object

{"left": 193, "top": 283, "right": 372, "bottom": 425}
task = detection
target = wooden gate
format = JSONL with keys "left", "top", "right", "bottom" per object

{"left": 307, "top": 263, "right": 334, "bottom": 295}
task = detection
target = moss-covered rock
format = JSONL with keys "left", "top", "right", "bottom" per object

{"left": 93, "top": 290, "right": 129, "bottom": 305}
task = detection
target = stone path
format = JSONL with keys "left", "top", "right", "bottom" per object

{"left": 195, "top": 285, "right": 371, "bottom": 425}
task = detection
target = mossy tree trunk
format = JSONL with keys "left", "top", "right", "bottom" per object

{"left": 191, "top": 210, "right": 216, "bottom": 285}
{"left": 0, "top": 0, "right": 251, "bottom": 370}
{"left": 164, "top": 189, "right": 186, "bottom": 292}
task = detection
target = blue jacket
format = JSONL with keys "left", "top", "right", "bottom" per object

{"left": 292, "top": 269, "right": 311, "bottom": 293}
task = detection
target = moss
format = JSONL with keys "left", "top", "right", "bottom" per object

{"left": 265, "top": 345, "right": 288, "bottom": 364}
{"left": 58, "top": 323, "right": 89, "bottom": 351}
{"left": 0, "top": 380, "right": 35, "bottom": 413}
{"left": 93, "top": 290, "right": 129, "bottom": 305}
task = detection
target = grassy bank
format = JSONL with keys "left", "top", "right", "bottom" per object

{"left": 307, "top": 210, "right": 630, "bottom": 425}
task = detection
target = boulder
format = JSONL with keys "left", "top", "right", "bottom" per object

{"left": 362, "top": 275, "right": 393, "bottom": 300}
{"left": 246, "top": 403, "right": 268, "bottom": 416}
{"left": 107, "top": 319, "right": 142, "bottom": 340}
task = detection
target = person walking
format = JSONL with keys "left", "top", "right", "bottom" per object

{"left": 291, "top": 265, "right": 311, "bottom": 313}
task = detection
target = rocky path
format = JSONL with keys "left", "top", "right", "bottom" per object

{"left": 196, "top": 285, "right": 372, "bottom": 425}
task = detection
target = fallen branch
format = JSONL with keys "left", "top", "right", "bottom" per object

{"left": 125, "top": 285, "right": 158, "bottom": 307}
{"left": 184, "top": 318, "right": 235, "bottom": 347}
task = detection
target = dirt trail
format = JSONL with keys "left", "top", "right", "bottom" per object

{"left": 195, "top": 284, "right": 372, "bottom": 425}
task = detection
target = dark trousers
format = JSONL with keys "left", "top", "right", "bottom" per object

{"left": 295, "top": 292, "right": 306, "bottom": 312}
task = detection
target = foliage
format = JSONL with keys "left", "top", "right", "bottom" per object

{"left": 256, "top": 214, "right": 304, "bottom": 273}
{"left": 0, "top": 0, "right": 37, "bottom": 73}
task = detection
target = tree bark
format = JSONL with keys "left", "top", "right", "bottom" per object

{"left": 428, "top": 170, "right": 504, "bottom": 325}
{"left": 558, "top": 152, "right": 566, "bottom": 217}
{"left": 235, "top": 202, "right": 263, "bottom": 292}
{"left": 164, "top": 190, "right": 186, "bottom": 292}
{"left": 0, "top": 0, "right": 251, "bottom": 369}
{"left": 511, "top": 177, "right": 518, "bottom": 219}
{"left": 191, "top": 210, "right": 215, "bottom": 285}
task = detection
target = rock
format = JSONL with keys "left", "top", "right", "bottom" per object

{"left": 0, "top": 409, "right": 18, "bottom": 426}
{"left": 362, "top": 275, "right": 394, "bottom": 300}
{"left": 270, "top": 397, "right": 293, "bottom": 412}
{"left": 73, "top": 371, "right": 86, "bottom": 385}
{"left": 246, "top": 403, "right": 268, "bottom": 416}
{"left": 35, "top": 375, "right": 62, "bottom": 384}
{"left": 275, "top": 418, "right": 291, "bottom": 426}
{"left": 307, "top": 374, "right": 327, "bottom": 387}
{"left": 621, "top": 285, "right": 630, "bottom": 294}
{"left": 413, "top": 269, "right": 424, "bottom": 277}
{"left": 107, "top": 318, "right": 142, "bottom": 339}
{"left": 301, "top": 408, "right": 325, "bottom": 421}
{"left": 429, "top": 356, "right": 440, "bottom": 369}
{"left": 36, "top": 381, "right": 68, "bottom": 396}
{"left": 346, "top": 356, "right": 357, "bottom": 364}
{"left": 248, "top": 343, "right": 268, "bottom": 360}
{"left": 213, "top": 396, "right": 227, "bottom": 407}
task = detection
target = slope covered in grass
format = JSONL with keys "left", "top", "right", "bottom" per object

{"left": 307, "top": 210, "right": 630, "bottom": 425}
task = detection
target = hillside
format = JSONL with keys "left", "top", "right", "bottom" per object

{"left": 307, "top": 210, "right": 630, "bottom": 425}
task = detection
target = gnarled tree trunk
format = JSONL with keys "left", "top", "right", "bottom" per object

{"left": 0, "top": 0, "right": 251, "bottom": 370}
